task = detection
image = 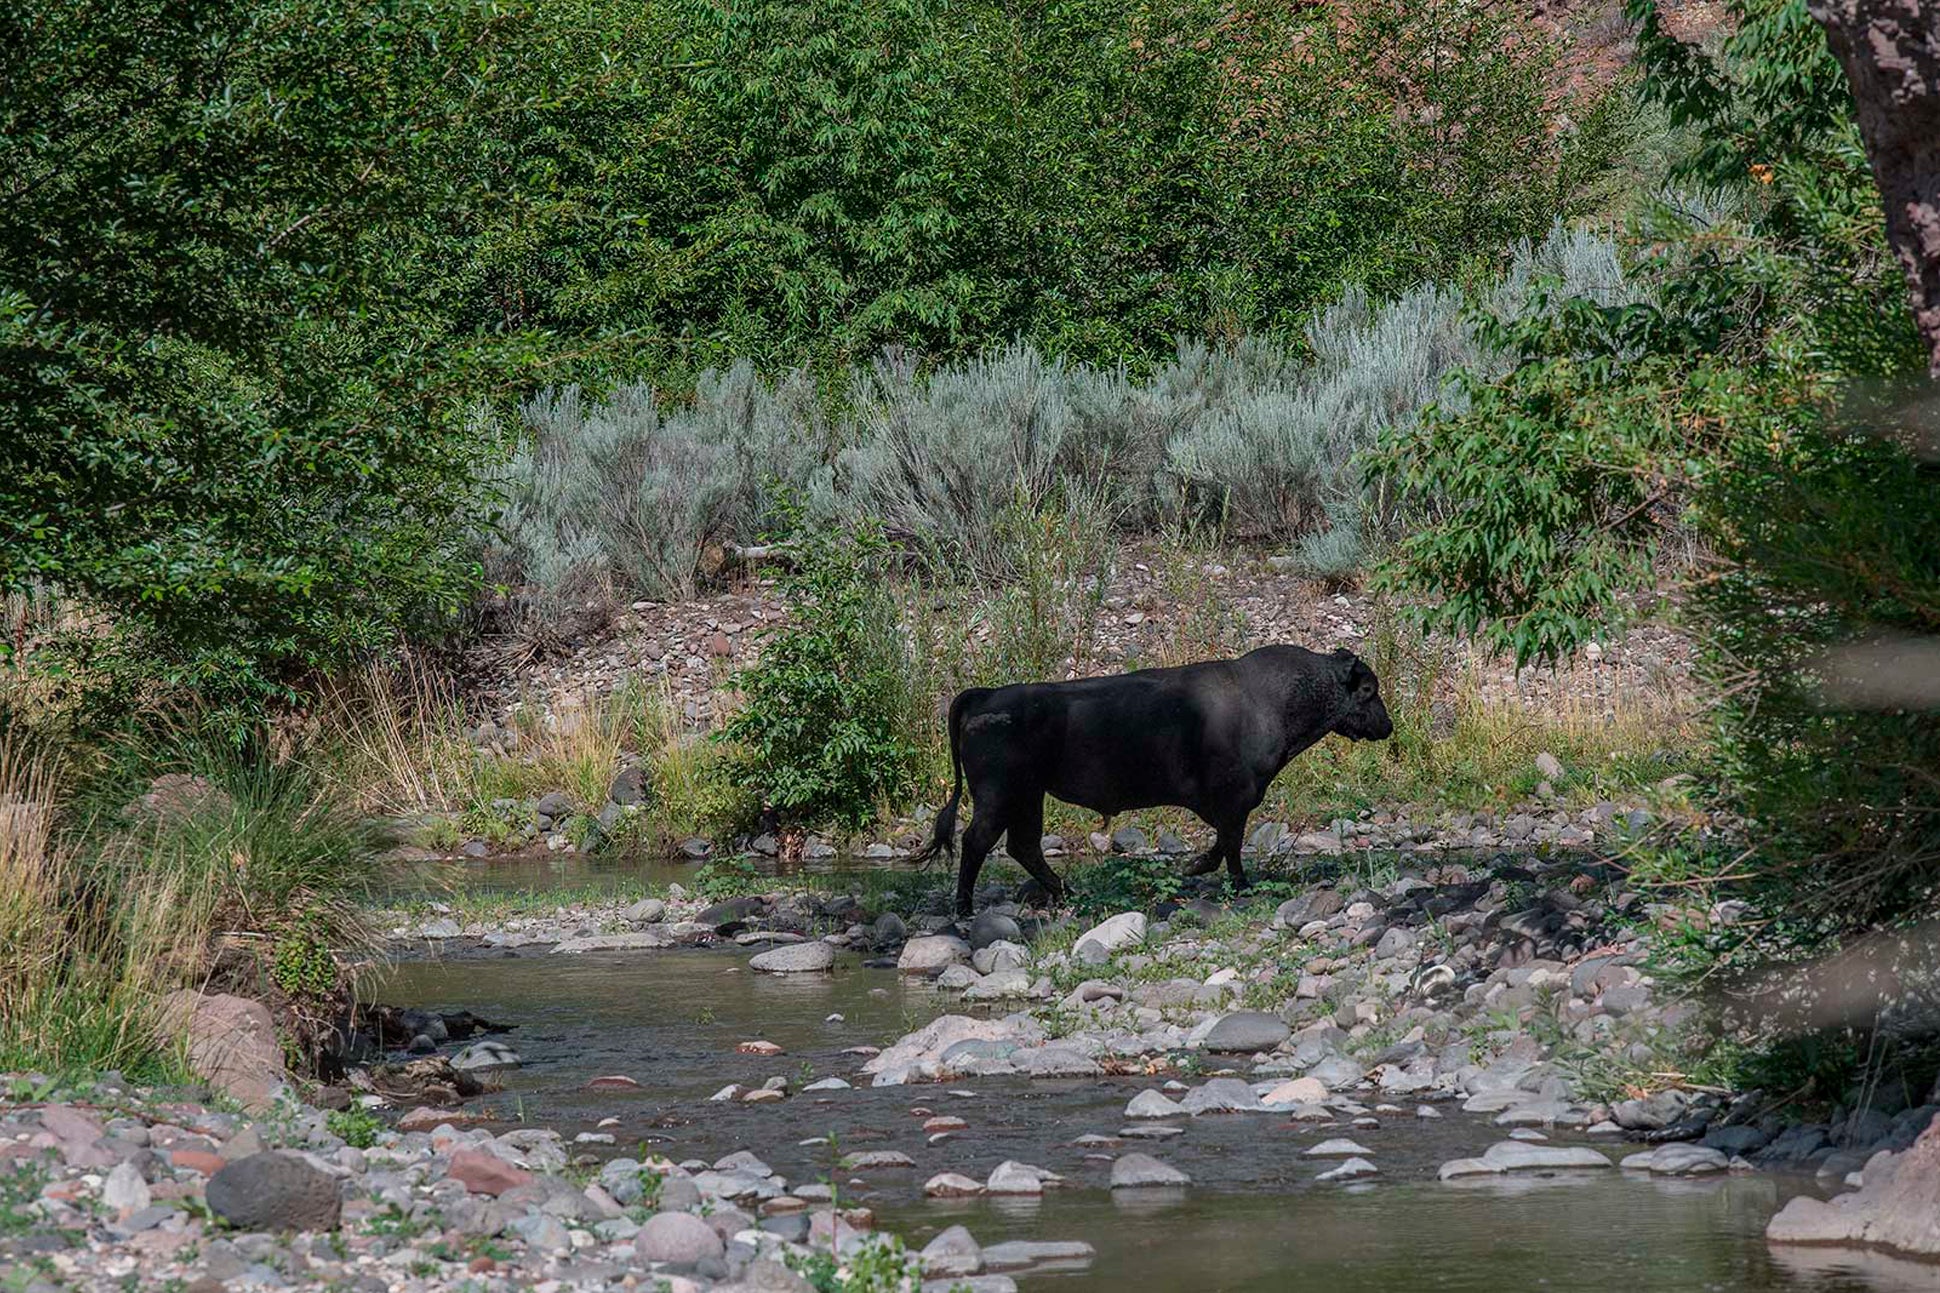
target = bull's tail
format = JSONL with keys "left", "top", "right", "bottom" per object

{"left": 911, "top": 689, "right": 976, "bottom": 867}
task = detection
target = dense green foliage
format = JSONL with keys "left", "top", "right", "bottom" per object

{"left": 3, "top": 0, "right": 1618, "bottom": 711}
{"left": 718, "top": 519, "right": 926, "bottom": 830}
{"left": 490, "top": 0, "right": 1620, "bottom": 366}
{"left": 0, "top": 0, "right": 555, "bottom": 710}
{"left": 1374, "top": 0, "right": 1939, "bottom": 951}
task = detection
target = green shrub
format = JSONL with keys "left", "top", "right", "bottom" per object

{"left": 0, "top": 0, "right": 549, "bottom": 714}
{"left": 326, "top": 1107, "right": 384, "bottom": 1150}
{"left": 718, "top": 517, "right": 925, "bottom": 831}
{"left": 1373, "top": 0, "right": 1939, "bottom": 951}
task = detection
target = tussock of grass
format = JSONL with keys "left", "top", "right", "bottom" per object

{"left": 2, "top": 722, "right": 389, "bottom": 1077}
{"left": 0, "top": 740, "right": 182, "bottom": 1077}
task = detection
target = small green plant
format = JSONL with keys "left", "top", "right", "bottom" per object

{"left": 718, "top": 514, "right": 924, "bottom": 832}
{"left": 325, "top": 1106, "right": 383, "bottom": 1150}
{"left": 1, "top": 1163, "right": 48, "bottom": 1236}
{"left": 271, "top": 916, "right": 340, "bottom": 1000}
{"left": 634, "top": 1168, "right": 665, "bottom": 1212}
{"left": 693, "top": 858, "right": 763, "bottom": 900}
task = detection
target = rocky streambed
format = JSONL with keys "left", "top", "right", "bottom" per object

{"left": 357, "top": 850, "right": 1940, "bottom": 1290}
{"left": 11, "top": 851, "right": 1939, "bottom": 1293}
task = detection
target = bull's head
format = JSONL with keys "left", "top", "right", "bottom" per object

{"left": 1330, "top": 649, "right": 1394, "bottom": 741}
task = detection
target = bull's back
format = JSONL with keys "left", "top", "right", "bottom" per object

{"left": 962, "top": 663, "right": 1248, "bottom": 815}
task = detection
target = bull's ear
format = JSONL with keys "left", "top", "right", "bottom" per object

{"left": 1331, "top": 649, "right": 1357, "bottom": 679}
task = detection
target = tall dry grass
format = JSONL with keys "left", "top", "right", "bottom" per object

{"left": 0, "top": 739, "right": 188, "bottom": 1076}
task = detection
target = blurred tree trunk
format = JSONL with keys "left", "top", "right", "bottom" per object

{"left": 1809, "top": 0, "right": 1940, "bottom": 376}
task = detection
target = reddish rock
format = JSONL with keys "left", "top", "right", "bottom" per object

{"left": 586, "top": 1075, "right": 641, "bottom": 1091}
{"left": 1769, "top": 1118, "right": 1940, "bottom": 1256}
{"left": 169, "top": 1149, "right": 227, "bottom": 1177}
{"left": 736, "top": 1041, "right": 783, "bottom": 1056}
{"left": 398, "top": 1107, "right": 455, "bottom": 1132}
{"left": 37, "top": 1106, "right": 104, "bottom": 1144}
{"left": 154, "top": 992, "right": 285, "bottom": 1111}
{"left": 447, "top": 1148, "right": 533, "bottom": 1197}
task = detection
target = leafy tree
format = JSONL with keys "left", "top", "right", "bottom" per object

{"left": 1374, "top": 0, "right": 1939, "bottom": 942}
{"left": 1, "top": 0, "right": 549, "bottom": 710}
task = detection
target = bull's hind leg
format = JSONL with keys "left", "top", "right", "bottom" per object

{"left": 1005, "top": 797, "right": 1065, "bottom": 907}
{"left": 955, "top": 810, "right": 1005, "bottom": 918}
{"left": 1214, "top": 817, "right": 1249, "bottom": 890}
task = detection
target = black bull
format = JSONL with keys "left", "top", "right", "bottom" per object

{"left": 915, "top": 645, "right": 1395, "bottom": 916}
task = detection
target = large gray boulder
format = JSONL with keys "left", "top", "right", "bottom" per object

{"left": 898, "top": 935, "right": 972, "bottom": 975}
{"left": 1110, "top": 1153, "right": 1190, "bottom": 1188}
{"left": 634, "top": 1210, "right": 725, "bottom": 1264}
{"left": 968, "top": 910, "right": 1022, "bottom": 950}
{"left": 153, "top": 992, "right": 285, "bottom": 1112}
{"left": 1200, "top": 1011, "right": 1291, "bottom": 1054}
{"left": 749, "top": 941, "right": 835, "bottom": 973}
{"left": 205, "top": 1152, "right": 342, "bottom": 1231}
{"left": 1074, "top": 912, "right": 1145, "bottom": 964}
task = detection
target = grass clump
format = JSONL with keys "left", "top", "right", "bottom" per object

{"left": 1, "top": 719, "right": 386, "bottom": 1078}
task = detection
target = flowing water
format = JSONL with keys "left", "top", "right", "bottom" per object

{"left": 374, "top": 948, "right": 1940, "bottom": 1293}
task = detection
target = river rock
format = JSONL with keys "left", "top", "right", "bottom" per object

{"left": 624, "top": 897, "right": 667, "bottom": 924}
{"left": 636, "top": 1211, "right": 725, "bottom": 1264}
{"left": 1182, "top": 1078, "right": 1266, "bottom": 1114}
{"left": 1307, "top": 1055, "right": 1366, "bottom": 1090}
{"left": 101, "top": 1160, "right": 151, "bottom": 1217}
{"left": 972, "top": 940, "right": 1029, "bottom": 975}
{"left": 448, "top": 1148, "right": 533, "bottom": 1196}
{"left": 1075, "top": 912, "right": 1146, "bottom": 964}
{"left": 899, "top": 935, "right": 972, "bottom": 975}
{"left": 1306, "top": 1139, "right": 1372, "bottom": 1157}
{"left": 750, "top": 942, "right": 836, "bottom": 973}
{"left": 1767, "top": 1120, "right": 1940, "bottom": 1255}
{"left": 969, "top": 911, "right": 1023, "bottom": 950}
{"left": 1316, "top": 1157, "right": 1379, "bottom": 1181}
{"left": 553, "top": 930, "right": 675, "bottom": 954}
{"left": 1200, "top": 1011, "right": 1291, "bottom": 1054}
{"left": 925, "top": 1172, "right": 986, "bottom": 1198}
{"left": 842, "top": 1150, "right": 916, "bottom": 1170}
{"left": 1261, "top": 1077, "right": 1330, "bottom": 1107}
{"left": 1015, "top": 1046, "right": 1101, "bottom": 1078}
{"left": 205, "top": 1152, "right": 342, "bottom": 1231}
{"left": 979, "top": 1240, "right": 1095, "bottom": 1271}
{"left": 1623, "top": 1144, "right": 1729, "bottom": 1175}
{"left": 1438, "top": 1142, "right": 1613, "bottom": 1179}
{"left": 921, "top": 1224, "right": 984, "bottom": 1277}
{"left": 1612, "top": 1090, "right": 1686, "bottom": 1131}
{"left": 964, "top": 968, "right": 1033, "bottom": 1001}
{"left": 864, "top": 1015, "right": 1041, "bottom": 1082}
{"left": 452, "top": 1040, "right": 521, "bottom": 1072}
{"left": 1110, "top": 1153, "right": 1190, "bottom": 1188}
{"left": 985, "top": 1161, "right": 1058, "bottom": 1195}
{"left": 1126, "top": 1089, "right": 1184, "bottom": 1119}
{"left": 153, "top": 991, "right": 285, "bottom": 1111}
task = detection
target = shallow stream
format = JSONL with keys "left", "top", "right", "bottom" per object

{"left": 375, "top": 948, "right": 1940, "bottom": 1293}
